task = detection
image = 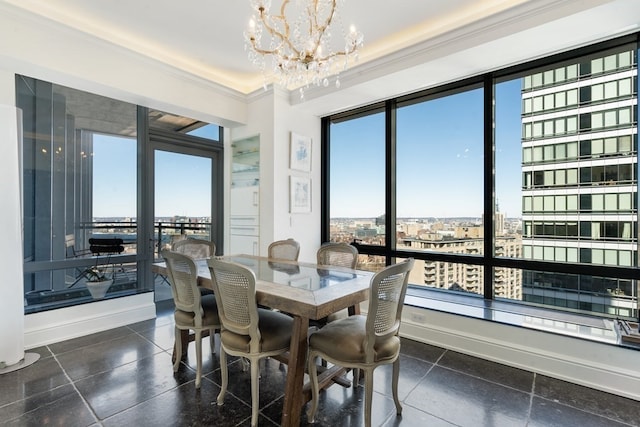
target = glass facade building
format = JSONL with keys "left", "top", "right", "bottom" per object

{"left": 521, "top": 46, "right": 638, "bottom": 318}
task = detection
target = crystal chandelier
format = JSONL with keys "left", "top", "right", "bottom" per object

{"left": 244, "top": 0, "right": 364, "bottom": 98}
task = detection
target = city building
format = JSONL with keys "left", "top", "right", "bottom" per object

{"left": 521, "top": 47, "right": 638, "bottom": 318}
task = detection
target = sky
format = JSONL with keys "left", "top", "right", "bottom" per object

{"left": 93, "top": 135, "right": 212, "bottom": 218}
{"left": 92, "top": 135, "right": 136, "bottom": 217}
{"left": 330, "top": 78, "right": 524, "bottom": 219}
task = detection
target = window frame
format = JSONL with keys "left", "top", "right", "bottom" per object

{"left": 321, "top": 33, "right": 639, "bottom": 318}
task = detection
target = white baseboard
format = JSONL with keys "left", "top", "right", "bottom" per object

{"left": 24, "top": 293, "right": 156, "bottom": 349}
{"left": 399, "top": 305, "right": 640, "bottom": 402}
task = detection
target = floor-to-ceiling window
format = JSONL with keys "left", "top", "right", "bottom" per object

{"left": 17, "top": 77, "right": 223, "bottom": 313}
{"left": 323, "top": 33, "right": 639, "bottom": 324}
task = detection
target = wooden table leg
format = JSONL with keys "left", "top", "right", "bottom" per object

{"left": 348, "top": 303, "right": 360, "bottom": 316}
{"left": 281, "top": 315, "right": 309, "bottom": 427}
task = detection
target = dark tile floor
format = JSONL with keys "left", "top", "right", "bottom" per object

{"left": 2, "top": 300, "right": 639, "bottom": 427}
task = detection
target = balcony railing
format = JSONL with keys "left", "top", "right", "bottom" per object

{"left": 77, "top": 220, "right": 212, "bottom": 258}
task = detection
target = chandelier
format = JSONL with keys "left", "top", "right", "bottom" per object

{"left": 244, "top": 0, "right": 364, "bottom": 98}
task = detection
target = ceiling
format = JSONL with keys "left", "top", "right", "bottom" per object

{"left": 4, "top": 0, "right": 640, "bottom": 118}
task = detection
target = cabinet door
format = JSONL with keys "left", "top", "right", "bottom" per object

{"left": 229, "top": 234, "right": 259, "bottom": 256}
{"left": 230, "top": 186, "right": 259, "bottom": 216}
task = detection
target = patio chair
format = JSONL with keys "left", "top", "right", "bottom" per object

{"left": 65, "top": 234, "right": 92, "bottom": 286}
{"left": 65, "top": 234, "right": 92, "bottom": 259}
{"left": 66, "top": 237, "right": 124, "bottom": 288}
{"left": 207, "top": 258, "right": 293, "bottom": 427}
{"left": 307, "top": 258, "right": 415, "bottom": 427}
{"left": 161, "top": 250, "right": 220, "bottom": 389}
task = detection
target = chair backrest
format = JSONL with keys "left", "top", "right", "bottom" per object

{"left": 161, "top": 250, "right": 204, "bottom": 325}
{"left": 89, "top": 237, "right": 124, "bottom": 255}
{"left": 268, "top": 238, "right": 300, "bottom": 261}
{"left": 316, "top": 242, "right": 358, "bottom": 269}
{"left": 207, "top": 258, "right": 261, "bottom": 352}
{"left": 171, "top": 238, "right": 216, "bottom": 259}
{"left": 364, "top": 258, "right": 414, "bottom": 361}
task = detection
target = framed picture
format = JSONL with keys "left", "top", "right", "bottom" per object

{"left": 290, "top": 132, "right": 312, "bottom": 172}
{"left": 290, "top": 175, "right": 311, "bottom": 213}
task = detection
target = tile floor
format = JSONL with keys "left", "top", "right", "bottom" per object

{"left": 2, "top": 299, "right": 639, "bottom": 427}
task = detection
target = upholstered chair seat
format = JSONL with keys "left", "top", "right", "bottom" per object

{"left": 308, "top": 315, "right": 400, "bottom": 364}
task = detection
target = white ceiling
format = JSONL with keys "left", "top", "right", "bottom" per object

{"left": 4, "top": 0, "right": 640, "bottom": 117}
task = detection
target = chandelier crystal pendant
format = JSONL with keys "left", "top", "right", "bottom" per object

{"left": 244, "top": 0, "right": 363, "bottom": 99}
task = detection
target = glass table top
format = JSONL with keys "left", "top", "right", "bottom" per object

{"left": 224, "top": 255, "right": 366, "bottom": 291}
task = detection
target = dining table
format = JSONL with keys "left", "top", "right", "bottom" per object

{"left": 153, "top": 253, "right": 374, "bottom": 427}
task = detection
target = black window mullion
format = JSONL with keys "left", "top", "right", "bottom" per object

{"left": 484, "top": 74, "right": 494, "bottom": 300}
{"left": 385, "top": 99, "right": 396, "bottom": 265}
{"left": 320, "top": 117, "right": 330, "bottom": 243}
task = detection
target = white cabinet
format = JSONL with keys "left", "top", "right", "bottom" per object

{"left": 230, "top": 135, "right": 260, "bottom": 255}
{"left": 230, "top": 186, "right": 259, "bottom": 217}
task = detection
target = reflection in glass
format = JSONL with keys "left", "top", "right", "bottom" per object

{"left": 494, "top": 267, "right": 637, "bottom": 320}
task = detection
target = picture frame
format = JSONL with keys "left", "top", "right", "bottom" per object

{"left": 290, "top": 175, "right": 311, "bottom": 213}
{"left": 290, "top": 132, "right": 312, "bottom": 172}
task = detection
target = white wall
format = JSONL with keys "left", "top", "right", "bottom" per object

{"left": 273, "top": 88, "right": 323, "bottom": 262}
{"left": 230, "top": 87, "right": 322, "bottom": 262}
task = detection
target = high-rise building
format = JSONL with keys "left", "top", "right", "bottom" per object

{"left": 520, "top": 46, "right": 638, "bottom": 317}
{"left": 402, "top": 235, "right": 522, "bottom": 298}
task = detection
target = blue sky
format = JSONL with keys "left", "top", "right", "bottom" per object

{"left": 330, "top": 78, "right": 523, "bottom": 218}
{"left": 92, "top": 135, "right": 136, "bottom": 217}
{"left": 93, "top": 136, "right": 212, "bottom": 217}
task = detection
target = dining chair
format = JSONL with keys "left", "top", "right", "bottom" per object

{"left": 313, "top": 242, "right": 359, "bottom": 327}
{"left": 316, "top": 242, "right": 359, "bottom": 269}
{"left": 161, "top": 249, "right": 220, "bottom": 389}
{"left": 207, "top": 258, "right": 293, "bottom": 427}
{"left": 306, "top": 258, "right": 415, "bottom": 427}
{"left": 171, "top": 238, "right": 216, "bottom": 295}
{"left": 171, "top": 237, "right": 216, "bottom": 259}
{"left": 267, "top": 238, "right": 300, "bottom": 261}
